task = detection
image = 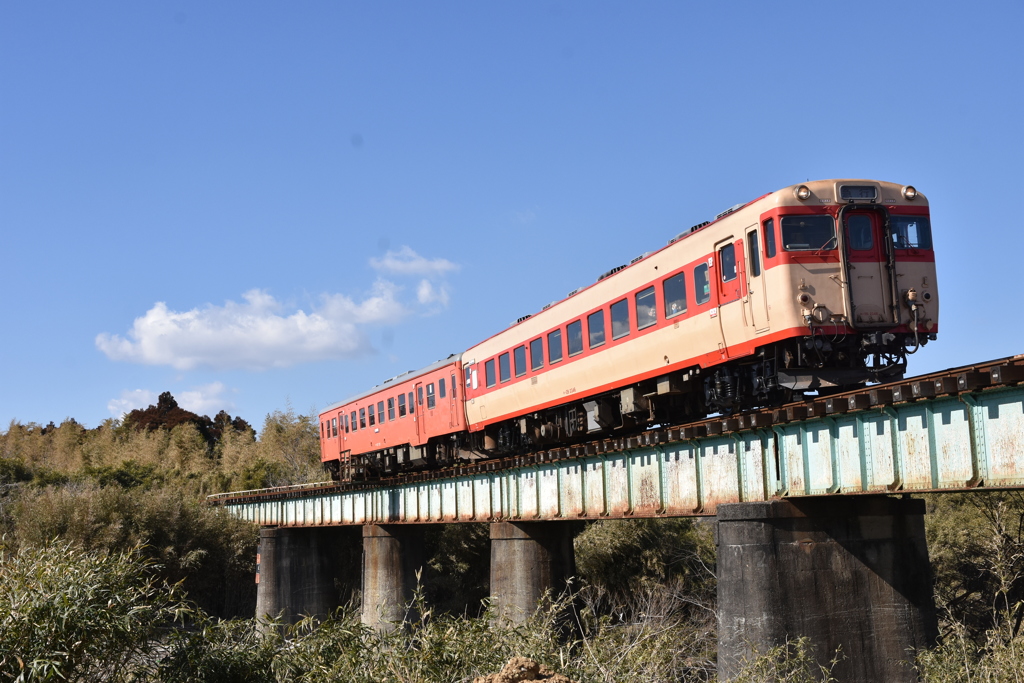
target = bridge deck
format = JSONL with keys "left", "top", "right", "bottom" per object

{"left": 213, "top": 365, "right": 1024, "bottom": 526}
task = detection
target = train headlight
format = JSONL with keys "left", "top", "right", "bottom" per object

{"left": 795, "top": 185, "right": 812, "bottom": 201}
{"left": 902, "top": 185, "right": 918, "bottom": 201}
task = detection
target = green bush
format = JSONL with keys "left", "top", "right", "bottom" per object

{"left": 574, "top": 518, "right": 716, "bottom": 617}
{"left": 0, "top": 541, "right": 189, "bottom": 682}
{"left": 5, "top": 483, "right": 258, "bottom": 618}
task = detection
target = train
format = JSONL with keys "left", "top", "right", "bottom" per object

{"left": 319, "top": 179, "right": 938, "bottom": 481}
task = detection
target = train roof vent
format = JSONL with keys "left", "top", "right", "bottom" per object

{"left": 567, "top": 287, "right": 581, "bottom": 297}
{"left": 516, "top": 314, "right": 532, "bottom": 324}
{"left": 542, "top": 301, "right": 557, "bottom": 311}
{"left": 668, "top": 231, "right": 687, "bottom": 245}
{"left": 630, "top": 251, "right": 652, "bottom": 264}
{"left": 715, "top": 203, "right": 744, "bottom": 220}
{"left": 690, "top": 221, "right": 711, "bottom": 233}
{"left": 597, "top": 264, "right": 627, "bottom": 282}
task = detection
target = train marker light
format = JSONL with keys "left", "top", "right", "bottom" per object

{"left": 795, "top": 185, "right": 812, "bottom": 200}
{"left": 902, "top": 185, "right": 918, "bottom": 200}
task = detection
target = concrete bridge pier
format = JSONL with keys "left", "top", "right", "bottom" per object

{"left": 255, "top": 526, "right": 357, "bottom": 625}
{"left": 716, "top": 496, "right": 938, "bottom": 682}
{"left": 361, "top": 524, "right": 426, "bottom": 629}
{"left": 489, "top": 521, "right": 577, "bottom": 622}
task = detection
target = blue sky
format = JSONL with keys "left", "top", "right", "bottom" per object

{"left": 2, "top": 1, "right": 1022, "bottom": 430}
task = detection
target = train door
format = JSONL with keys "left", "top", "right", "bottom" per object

{"left": 413, "top": 382, "right": 424, "bottom": 445}
{"left": 743, "top": 225, "right": 770, "bottom": 333}
{"left": 448, "top": 372, "right": 458, "bottom": 430}
{"left": 843, "top": 210, "right": 896, "bottom": 326}
{"left": 714, "top": 236, "right": 746, "bottom": 356}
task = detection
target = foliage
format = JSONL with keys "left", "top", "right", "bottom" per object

{"left": 917, "top": 492, "right": 1024, "bottom": 681}
{"left": 157, "top": 616, "right": 282, "bottom": 683}
{"left": 574, "top": 518, "right": 716, "bottom": 616}
{"left": 0, "top": 540, "right": 190, "bottom": 683}
{"left": 122, "top": 392, "right": 253, "bottom": 451}
{"left": 422, "top": 522, "right": 491, "bottom": 614}
{"left": 255, "top": 403, "right": 322, "bottom": 486}
{"left": 925, "top": 492, "right": 1024, "bottom": 642}
{"left": 3, "top": 483, "right": 259, "bottom": 618}
{"left": 727, "top": 638, "right": 838, "bottom": 683}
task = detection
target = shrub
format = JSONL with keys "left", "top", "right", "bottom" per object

{"left": 0, "top": 541, "right": 189, "bottom": 682}
{"left": 6, "top": 483, "right": 259, "bottom": 618}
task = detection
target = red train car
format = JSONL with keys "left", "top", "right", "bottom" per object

{"left": 318, "top": 355, "right": 466, "bottom": 478}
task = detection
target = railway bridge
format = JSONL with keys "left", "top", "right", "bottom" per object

{"left": 211, "top": 356, "right": 1024, "bottom": 682}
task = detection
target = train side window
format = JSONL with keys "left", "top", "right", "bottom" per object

{"left": 611, "top": 299, "right": 630, "bottom": 340}
{"left": 388, "top": 397, "right": 396, "bottom": 420}
{"left": 408, "top": 392, "right": 415, "bottom": 414}
{"left": 499, "top": 352, "right": 511, "bottom": 382}
{"left": 351, "top": 411, "right": 357, "bottom": 430}
{"left": 368, "top": 406, "right": 375, "bottom": 426}
{"left": 360, "top": 408, "right": 367, "bottom": 429}
{"left": 747, "top": 231, "right": 761, "bottom": 277}
{"left": 439, "top": 377, "right": 446, "bottom": 398}
{"left": 332, "top": 417, "right": 337, "bottom": 437}
{"left": 763, "top": 218, "right": 776, "bottom": 258}
{"left": 485, "top": 360, "right": 496, "bottom": 387}
{"left": 695, "top": 264, "right": 711, "bottom": 304}
{"left": 451, "top": 374, "right": 456, "bottom": 398}
{"left": 320, "top": 421, "right": 325, "bottom": 438}
{"left": 530, "top": 338, "right": 544, "bottom": 370}
{"left": 344, "top": 414, "right": 349, "bottom": 433}
{"left": 548, "top": 329, "right": 564, "bottom": 363}
{"left": 588, "top": 310, "right": 606, "bottom": 348}
{"left": 399, "top": 393, "right": 407, "bottom": 417}
{"left": 514, "top": 345, "right": 527, "bottom": 377}
{"left": 719, "top": 244, "right": 737, "bottom": 282}
{"left": 377, "top": 401, "right": 384, "bottom": 424}
{"left": 417, "top": 386, "right": 424, "bottom": 406}
{"left": 663, "top": 272, "right": 687, "bottom": 318}
{"left": 427, "top": 383, "right": 436, "bottom": 409}
{"left": 567, "top": 321, "right": 583, "bottom": 356}
{"left": 781, "top": 215, "right": 836, "bottom": 251}
{"left": 635, "top": 286, "right": 657, "bottom": 329}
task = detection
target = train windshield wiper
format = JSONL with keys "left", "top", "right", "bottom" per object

{"left": 814, "top": 235, "right": 837, "bottom": 255}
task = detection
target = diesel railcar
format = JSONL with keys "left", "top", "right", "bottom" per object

{"left": 319, "top": 179, "right": 937, "bottom": 479}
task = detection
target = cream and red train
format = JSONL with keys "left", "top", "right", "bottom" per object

{"left": 319, "top": 179, "right": 938, "bottom": 480}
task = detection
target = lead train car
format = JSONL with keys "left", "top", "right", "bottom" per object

{"left": 320, "top": 179, "right": 938, "bottom": 478}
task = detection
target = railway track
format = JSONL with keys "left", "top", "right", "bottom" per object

{"left": 209, "top": 353, "right": 1024, "bottom": 505}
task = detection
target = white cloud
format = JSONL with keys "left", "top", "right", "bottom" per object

{"left": 416, "top": 279, "right": 450, "bottom": 307}
{"left": 178, "top": 382, "right": 234, "bottom": 415}
{"left": 107, "top": 389, "right": 157, "bottom": 417}
{"left": 96, "top": 282, "right": 408, "bottom": 371}
{"left": 370, "top": 246, "right": 458, "bottom": 277}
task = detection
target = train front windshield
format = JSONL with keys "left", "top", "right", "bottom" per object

{"left": 781, "top": 215, "right": 836, "bottom": 251}
{"left": 890, "top": 216, "right": 933, "bottom": 250}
